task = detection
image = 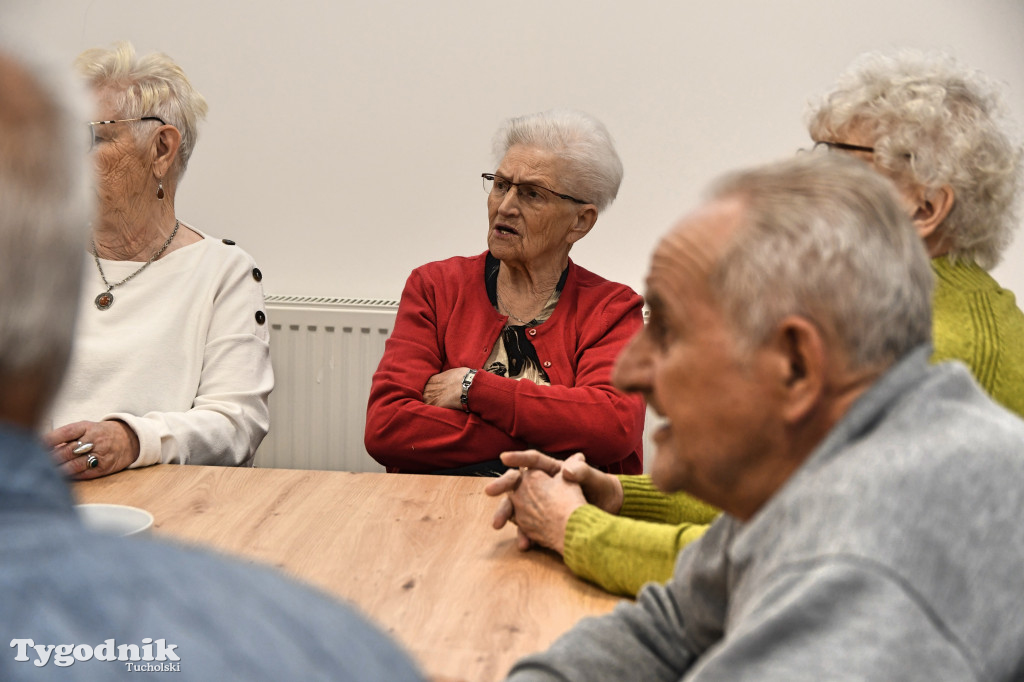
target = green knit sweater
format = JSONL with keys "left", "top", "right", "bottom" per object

{"left": 930, "top": 256, "right": 1024, "bottom": 416}
{"left": 563, "top": 256, "right": 1024, "bottom": 597}
{"left": 563, "top": 476, "right": 720, "bottom": 596}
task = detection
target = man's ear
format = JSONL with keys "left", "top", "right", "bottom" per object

{"left": 769, "top": 316, "right": 827, "bottom": 424}
{"left": 151, "top": 124, "right": 182, "bottom": 181}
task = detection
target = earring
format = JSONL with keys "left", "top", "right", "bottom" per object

{"left": 156, "top": 180, "right": 165, "bottom": 200}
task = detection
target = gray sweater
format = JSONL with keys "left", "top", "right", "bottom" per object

{"left": 508, "top": 347, "right": 1024, "bottom": 681}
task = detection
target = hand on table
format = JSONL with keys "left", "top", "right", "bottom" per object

{"left": 423, "top": 367, "right": 471, "bottom": 410}
{"left": 45, "top": 420, "right": 140, "bottom": 480}
{"left": 484, "top": 449, "right": 624, "bottom": 556}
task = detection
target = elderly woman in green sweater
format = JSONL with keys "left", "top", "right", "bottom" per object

{"left": 809, "top": 50, "right": 1024, "bottom": 414}
{"left": 486, "top": 49, "right": 1024, "bottom": 597}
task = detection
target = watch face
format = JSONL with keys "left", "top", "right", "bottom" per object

{"left": 461, "top": 370, "right": 476, "bottom": 410}
{"left": 460, "top": 371, "right": 472, "bottom": 411}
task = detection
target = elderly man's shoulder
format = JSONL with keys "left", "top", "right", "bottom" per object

{"left": 741, "top": 359, "right": 1024, "bottom": 612}
{"left": 879, "top": 360, "right": 1024, "bottom": 470}
{"left": 719, "top": 361, "right": 1024, "bottom": 680}
{"left": 782, "top": 361, "right": 1024, "bottom": 527}
{"left": 0, "top": 519, "right": 424, "bottom": 680}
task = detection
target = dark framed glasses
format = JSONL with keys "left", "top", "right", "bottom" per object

{"left": 812, "top": 140, "right": 876, "bottom": 154}
{"left": 482, "top": 173, "right": 589, "bottom": 207}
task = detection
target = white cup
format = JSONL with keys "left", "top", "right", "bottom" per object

{"left": 75, "top": 503, "right": 154, "bottom": 537}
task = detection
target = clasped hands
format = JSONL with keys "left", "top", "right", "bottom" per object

{"left": 484, "top": 449, "right": 624, "bottom": 555}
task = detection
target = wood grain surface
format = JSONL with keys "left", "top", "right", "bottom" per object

{"left": 73, "top": 465, "right": 622, "bottom": 681}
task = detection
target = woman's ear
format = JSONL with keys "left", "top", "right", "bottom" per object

{"left": 151, "top": 124, "right": 182, "bottom": 180}
{"left": 910, "top": 184, "right": 954, "bottom": 250}
{"left": 566, "top": 205, "right": 599, "bottom": 245}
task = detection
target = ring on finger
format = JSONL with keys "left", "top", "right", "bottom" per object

{"left": 85, "top": 454, "right": 99, "bottom": 469}
{"left": 73, "top": 441, "right": 94, "bottom": 455}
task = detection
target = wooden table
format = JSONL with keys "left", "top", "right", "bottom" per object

{"left": 73, "top": 465, "right": 622, "bottom": 681}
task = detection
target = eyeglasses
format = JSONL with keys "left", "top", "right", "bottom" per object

{"left": 812, "top": 140, "right": 876, "bottom": 154}
{"left": 481, "top": 173, "right": 589, "bottom": 208}
{"left": 809, "top": 140, "right": 914, "bottom": 162}
{"left": 88, "top": 116, "right": 168, "bottom": 151}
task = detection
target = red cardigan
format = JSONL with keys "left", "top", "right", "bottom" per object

{"left": 365, "top": 252, "right": 645, "bottom": 474}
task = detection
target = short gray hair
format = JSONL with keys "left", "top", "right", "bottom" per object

{"left": 708, "top": 154, "right": 933, "bottom": 373}
{"left": 492, "top": 109, "right": 624, "bottom": 212}
{"left": 808, "top": 49, "right": 1023, "bottom": 269}
{"left": 0, "top": 44, "right": 92, "bottom": 388}
{"left": 75, "top": 42, "right": 208, "bottom": 177}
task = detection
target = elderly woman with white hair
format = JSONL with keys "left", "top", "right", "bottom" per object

{"left": 365, "top": 110, "right": 644, "bottom": 475}
{"left": 46, "top": 42, "right": 273, "bottom": 478}
{"left": 808, "top": 49, "right": 1024, "bottom": 415}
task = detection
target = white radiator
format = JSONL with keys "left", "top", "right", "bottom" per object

{"left": 257, "top": 296, "right": 399, "bottom": 472}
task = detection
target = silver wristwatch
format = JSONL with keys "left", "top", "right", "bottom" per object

{"left": 460, "top": 369, "right": 478, "bottom": 412}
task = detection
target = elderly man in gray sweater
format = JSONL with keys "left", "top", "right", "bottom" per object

{"left": 506, "top": 153, "right": 1024, "bottom": 681}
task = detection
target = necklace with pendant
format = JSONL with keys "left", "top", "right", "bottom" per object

{"left": 92, "top": 219, "right": 179, "bottom": 310}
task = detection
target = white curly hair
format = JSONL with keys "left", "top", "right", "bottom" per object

{"left": 808, "top": 50, "right": 1022, "bottom": 269}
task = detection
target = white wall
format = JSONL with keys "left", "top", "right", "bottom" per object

{"left": 6, "top": 0, "right": 1024, "bottom": 302}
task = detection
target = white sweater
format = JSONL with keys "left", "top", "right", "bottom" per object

{"left": 49, "top": 228, "right": 273, "bottom": 467}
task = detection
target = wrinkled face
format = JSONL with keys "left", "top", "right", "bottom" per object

{"left": 90, "top": 88, "right": 160, "bottom": 223}
{"left": 486, "top": 145, "right": 585, "bottom": 269}
{"left": 612, "top": 199, "right": 785, "bottom": 512}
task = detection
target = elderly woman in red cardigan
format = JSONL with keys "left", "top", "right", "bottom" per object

{"left": 365, "top": 110, "right": 644, "bottom": 475}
